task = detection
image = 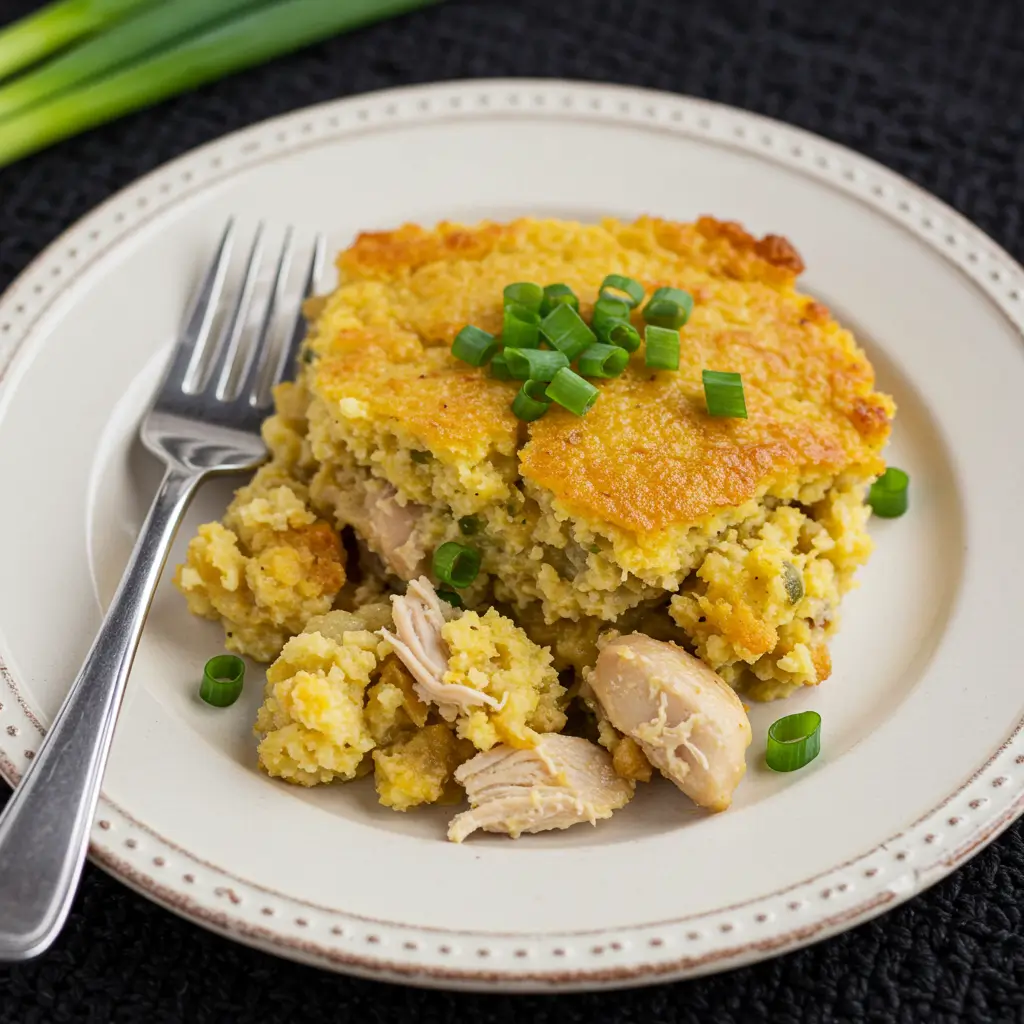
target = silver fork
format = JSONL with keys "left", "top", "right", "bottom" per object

{"left": 0, "top": 221, "right": 325, "bottom": 961}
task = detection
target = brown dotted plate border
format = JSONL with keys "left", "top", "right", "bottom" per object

{"left": 0, "top": 80, "right": 1022, "bottom": 991}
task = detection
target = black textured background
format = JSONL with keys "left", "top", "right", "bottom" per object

{"left": 1, "top": 0, "right": 1023, "bottom": 1021}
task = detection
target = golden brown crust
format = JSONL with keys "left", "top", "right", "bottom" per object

{"left": 311, "top": 216, "right": 893, "bottom": 535}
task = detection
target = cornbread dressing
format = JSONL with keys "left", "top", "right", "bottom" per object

{"left": 175, "top": 215, "right": 894, "bottom": 833}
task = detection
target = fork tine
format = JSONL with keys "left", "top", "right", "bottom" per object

{"left": 273, "top": 232, "right": 326, "bottom": 386}
{"left": 202, "top": 223, "right": 265, "bottom": 399}
{"left": 163, "top": 219, "right": 235, "bottom": 393}
{"left": 239, "top": 227, "right": 294, "bottom": 407}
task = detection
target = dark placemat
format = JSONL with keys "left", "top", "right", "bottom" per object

{"left": 1, "top": 0, "right": 1023, "bottom": 1020}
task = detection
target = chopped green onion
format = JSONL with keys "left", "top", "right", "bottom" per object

{"left": 503, "top": 303, "right": 541, "bottom": 348}
{"left": 0, "top": 0, "right": 155, "bottom": 85}
{"left": 702, "top": 369, "right": 748, "bottom": 417}
{"left": 0, "top": 0, "right": 444, "bottom": 170}
{"left": 511, "top": 379, "right": 553, "bottom": 422}
{"left": 452, "top": 325, "right": 497, "bottom": 367}
{"left": 599, "top": 273, "right": 645, "bottom": 308}
{"left": 432, "top": 541, "right": 481, "bottom": 590}
{"left": 606, "top": 320, "right": 641, "bottom": 353}
{"left": 200, "top": 654, "right": 245, "bottom": 708}
{"left": 578, "top": 343, "right": 629, "bottom": 379}
{"left": 592, "top": 295, "right": 631, "bottom": 329}
{"left": 540, "top": 304, "right": 595, "bottom": 362}
{"left": 458, "top": 515, "right": 480, "bottom": 536}
{"left": 503, "top": 282, "right": 543, "bottom": 313}
{"left": 644, "top": 325, "right": 680, "bottom": 371}
{"left": 410, "top": 450, "right": 429, "bottom": 465}
{"left": 436, "top": 588, "right": 463, "bottom": 609}
{"left": 642, "top": 286, "right": 694, "bottom": 329}
{"left": 782, "top": 562, "right": 804, "bottom": 604}
{"left": 504, "top": 347, "right": 569, "bottom": 381}
{"left": 868, "top": 468, "right": 909, "bottom": 518}
{"left": 489, "top": 352, "right": 513, "bottom": 380}
{"left": 0, "top": 0, "right": 261, "bottom": 122}
{"left": 539, "top": 283, "right": 579, "bottom": 316}
{"left": 766, "top": 711, "right": 821, "bottom": 772}
{"left": 546, "top": 367, "right": 599, "bottom": 416}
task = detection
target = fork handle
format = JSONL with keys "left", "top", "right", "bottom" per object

{"left": 0, "top": 466, "right": 199, "bottom": 961}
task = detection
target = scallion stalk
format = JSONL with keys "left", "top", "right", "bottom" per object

{"left": 0, "top": 0, "right": 157, "bottom": 84}
{"left": 0, "top": 0, "right": 443, "bottom": 169}
{"left": 0, "top": 0, "right": 264, "bottom": 122}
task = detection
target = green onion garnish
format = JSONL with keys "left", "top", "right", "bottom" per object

{"left": 606, "top": 320, "right": 641, "bottom": 353}
{"left": 452, "top": 325, "right": 498, "bottom": 367}
{"left": 702, "top": 369, "right": 748, "bottom": 418}
{"left": 868, "top": 468, "right": 909, "bottom": 518}
{"left": 503, "top": 282, "right": 543, "bottom": 313}
{"left": 599, "top": 273, "right": 644, "bottom": 308}
{"left": 432, "top": 541, "right": 481, "bottom": 590}
{"left": 546, "top": 367, "right": 599, "bottom": 416}
{"left": 592, "top": 295, "right": 631, "bottom": 332}
{"left": 504, "top": 347, "right": 569, "bottom": 381}
{"left": 642, "top": 286, "right": 694, "bottom": 329}
{"left": 578, "top": 343, "right": 629, "bottom": 379}
{"left": 0, "top": 0, "right": 444, "bottom": 170}
{"left": 503, "top": 303, "right": 541, "bottom": 349}
{"left": 644, "top": 325, "right": 680, "bottom": 371}
{"left": 489, "top": 352, "right": 513, "bottom": 380}
{"left": 436, "top": 588, "right": 463, "bottom": 609}
{"left": 540, "top": 304, "right": 596, "bottom": 362}
{"left": 458, "top": 515, "right": 480, "bottom": 536}
{"left": 200, "top": 654, "right": 245, "bottom": 708}
{"left": 511, "top": 379, "right": 553, "bottom": 422}
{"left": 766, "top": 711, "right": 821, "bottom": 772}
{"left": 539, "top": 283, "right": 579, "bottom": 316}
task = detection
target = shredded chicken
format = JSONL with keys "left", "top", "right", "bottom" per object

{"left": 366, "top": 482, "right": 427, "bottom": 580}
{"left": 447, "top": 734, "right": 634, "bottom": 842}
{"left": 379, "top": 577, "right": 506, "bottom": 722}
{"left": 589, "top": 634, "right": 752, "bottom": 811}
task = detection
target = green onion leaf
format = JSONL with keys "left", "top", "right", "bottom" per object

{"left": 503, "top": 302, "right": 541, "bottom": 348}
{"left": 200, "top": 654, "right": 245, "bottom": 708}
{"left": 0, "top": 0, "right": 156, "bottom": 85}
{"left": 644, "top": 325, "right": 680, "bottom": 371}
{"left": 782, "top": 562, "right": 804, "bottom": 604}
{"left": 766, "top": 711, "right": 821, "bottom": 772}
{"left": 0, "top": 0, "right": 443, "bottom": 170}
{"left": 578, "top": 343, "right": 629, "bottom": 379}
{"left": 511, "top": 379, "right": 552, "bottom": 422}
{"left": 489, "top": 352, "right": 513, "bottom": 380}
{"left": 0, "top": 0, "right": 262, "bottom": 122}
{"left": 868, "top": 467, "right": 909, "bottom": 518}
{"left": 702, "top": 369, "right": 748, "bottom": 417}
{"left": 540, "top": 304, "right": 595, "bottom": 362}
{"left": 504, "top": 347, "right": 569, "bottom": 381}
{"left": 546, "top": 367, "right": 599, "bottom": 416}
{"left": 432, "top": 541, "right": 481, "bottom": 589}
{"left": 642, "top": 286, "right": 694, "bottom": 329}
{"left": 539, "top": 283, "right": 579, "bottom": 316}
{"left": 503, "top": 282, "right": 543, "bottom": 313}
{"left": 458, "top": 515, "right": 480, "bottom": 536}
{"left": 605, "top": 320, "right": 641, "bottom": 353}
{"left": 592, "top": 295, "right": 631, "bottom": 330}
{"left": 436, "top": 588, "right": 463, "bottom": 609}
{"left": 599, "top": 273, "right": 644, "bottom": 308}
{"left": 452, "top": 325, "right": 497, "bottom": 367}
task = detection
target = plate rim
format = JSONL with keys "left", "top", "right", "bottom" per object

{"left": 1, "top": 77, "right": 1023, "bottom": 991}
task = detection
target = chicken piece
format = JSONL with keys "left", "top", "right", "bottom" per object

{"left": 363, "top": 481, "right": 427, "bottom": 580}
{"left": 589, "top": 634, "right": 751, "bottom": 811}
{"left": 447, "top": 734, "right": 634, "bottom": 842}
{"left": 379, "top": 577, "right": 506, "bottom": 721}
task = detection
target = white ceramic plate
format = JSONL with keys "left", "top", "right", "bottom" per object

{"left": 1, "top": 79, "right": 1023, "bottom": 992}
